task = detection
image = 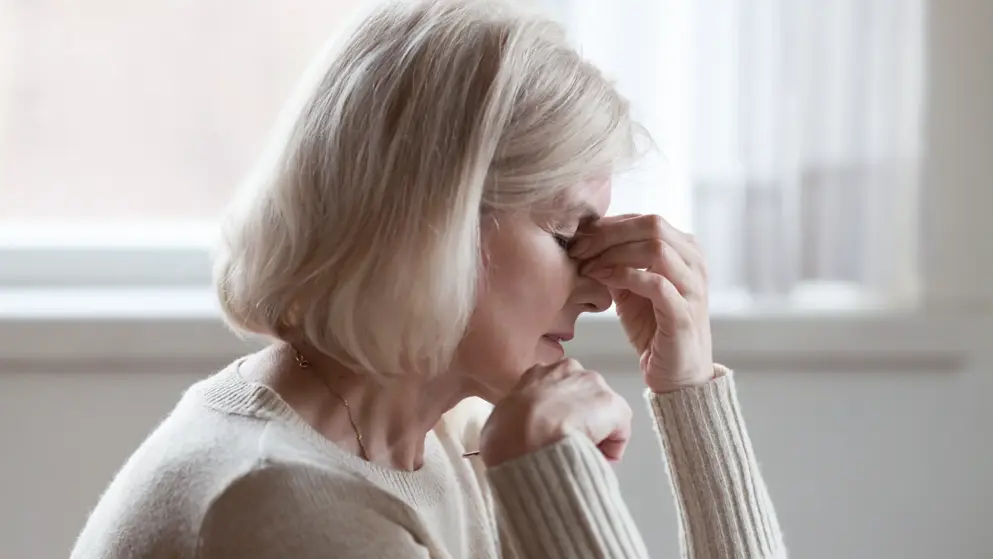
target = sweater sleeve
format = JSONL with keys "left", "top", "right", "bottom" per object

{"left": 485, "top": 366, "right": 786, "bottom": 559}
{"left": 647, "top": 366, "right": 786, "bottom": 558}
{"left": 486, "top": 433, "right": 651, "bottom": 558}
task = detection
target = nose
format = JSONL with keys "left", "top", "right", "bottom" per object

{"left": 571, "top": 275, "right": 613, "bottom": 314}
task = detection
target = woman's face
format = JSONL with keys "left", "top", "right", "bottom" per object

{"left": 455, "top": 180, "right": 614, "bottom": 402}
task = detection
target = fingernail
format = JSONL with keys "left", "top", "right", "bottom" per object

{"left": 588, "top": 267, "right": 613, "bottom": 279}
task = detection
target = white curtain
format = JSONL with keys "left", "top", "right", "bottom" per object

{"left": 553, "top": 0, "right": 924, "bottom": 310}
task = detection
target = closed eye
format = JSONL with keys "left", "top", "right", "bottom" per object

{"left": 553, "top": 234, "right": 573, "bottom": 251}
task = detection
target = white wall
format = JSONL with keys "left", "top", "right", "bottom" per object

{"left": 1, "top": 333, "right": 991, "bottom": 559}
{"left": 0, "top": 367, "right": 211, "bottom": 559}
{"left": 2, "top": 0, "right": 991, "bottom": 558}
{"left": 614, "top": 345, "right": 993, "bottom": 558}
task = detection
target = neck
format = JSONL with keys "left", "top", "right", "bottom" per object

{"left": 262, "top": 343, "right": 469, "bottom": 471}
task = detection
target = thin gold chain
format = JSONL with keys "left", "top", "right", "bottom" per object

{"left": 293, "top": 348, "right": 370, "bottom": 461}
{"left": 292, "top": 347, "right": 480, "bottom": 461}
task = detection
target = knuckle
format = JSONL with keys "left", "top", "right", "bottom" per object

{"left": 588, "top": 372, "right": 615, "bottom": 397}
{"left": 647, "top": 214, "right": 666, "bottom": 237}
{"left": 585, "top": 368, "right": 606, "bottom": 384}
{"left": 601, "top": 389, "right": 631, "bottom": 421}
{"left": 648, "top": 237, "right": 665, "bottom": 254}
{"left": 521, "top": 364, "right": 545, "bottom": 381}
{"left": 562, "top": 357, "right": 584, "bottom": 371}
{"left": 593, "top": 389, "right": 615, "bottom": 407}
{"left": 650, "top": 274, "right": 668, "bottom": 292}
{"left": 553, "top": 358, "right": 586, "bottom": 377}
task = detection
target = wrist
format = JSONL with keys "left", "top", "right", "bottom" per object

{"left": 647, "top": 366, "right": 718, "bottom": 394}
{"left": 480, "top": 414, "right": 566, "bottom": 467}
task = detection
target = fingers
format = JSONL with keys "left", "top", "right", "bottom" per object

{"left": 552, "top": 359, "right": 632, "bottom": 461}
{"left": 590, "top": 213, "right": 641, "bottom": 224}
{"left": 568, "top": 214, "right": 651, "bottom": 258}
{"left": 588, "top": 267, "right": 691, "bottom": 336}
{"left": 571, "top": 215, "right": 706, "bottom": 284}
{"left": 522, "top": 357, "right": 585, "bottom": 382}
{"left": 594, "top": 393, "right": 632, "bottom": 463}
{"left": 579, "top": 239, "right": 699, "bottom": 296}
{"left": 570, "top": 214, "right": 690, "bottom": 258}
{"left": 515, "top": 358, "right": 632, "bottom": 462}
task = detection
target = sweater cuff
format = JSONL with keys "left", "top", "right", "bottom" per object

{"left": 646, "top": 365, "right": 786, "bottom": 558}
{"left": 485, "top": 434, "right": 649, "bottom": 559}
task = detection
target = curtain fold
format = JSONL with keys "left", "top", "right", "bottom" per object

{"left": 556, "top": 0, "right": 924, "bottom": 309}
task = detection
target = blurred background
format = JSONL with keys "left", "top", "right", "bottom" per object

{"left": 1, "top": 0, "right": 991, "bottom": 557}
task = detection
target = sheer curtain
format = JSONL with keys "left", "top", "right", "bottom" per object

{"left": 551, "top": 0, "right": 924, "bottom": 311}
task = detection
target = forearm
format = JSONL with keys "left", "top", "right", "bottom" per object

{"left": 486, "top": 435, "right": 651, "bottom": 559}
{"left": 648, "top": 367, "right": 786, "bottom": 558}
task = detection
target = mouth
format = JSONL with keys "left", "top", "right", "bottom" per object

{"left": 539, "top": 332, "right": 572, "bottom": 360}
{"left": 542, "top": 332, "right": 574, "bottom": 344}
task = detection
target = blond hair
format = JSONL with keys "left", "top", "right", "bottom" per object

{"left": 213, "top": 0, "right": 641, "bottom": 381}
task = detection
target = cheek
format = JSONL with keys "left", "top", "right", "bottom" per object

{"left": 508, "top": 266, "right": 566, "bottom": 311}
{"left": 494, "top": 242, "right": 574, "bottom": 326}
{"left": 455, "top": 238, "right": 574, "bottom": 392}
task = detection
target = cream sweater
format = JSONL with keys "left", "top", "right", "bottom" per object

{"left": 70, "top": 360, "right": 785, "bottom": 558}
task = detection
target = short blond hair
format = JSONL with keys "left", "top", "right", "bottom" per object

{"left": 213, "top": 0, "right": 641, "bottom": 381}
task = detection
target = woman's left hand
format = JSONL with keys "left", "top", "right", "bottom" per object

{"left": 570, "top": 214, "right": 714, "bottom": 393}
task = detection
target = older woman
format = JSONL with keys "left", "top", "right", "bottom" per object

{"left": 71, "top": 1, "right": 785, "bottom": 557}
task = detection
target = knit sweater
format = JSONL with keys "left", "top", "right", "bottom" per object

{"left": 70, "top": 359, "right": 785, "bottom": 558}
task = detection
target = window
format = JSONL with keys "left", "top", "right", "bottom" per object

{"left": 0, "top": 0, "right": 366, "bottom": 288}
{"left": 560, "top": 0, "right": 925, "bottom": 312}
{"left": 0, "top": 0, "right": 931, "bottom": 315}
{"left": 1, "top": 0, "right": 362, "bottom": 221}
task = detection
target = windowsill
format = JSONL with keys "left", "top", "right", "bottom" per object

{"left": 0, "top": 287, "right": 981, "bottom": 372}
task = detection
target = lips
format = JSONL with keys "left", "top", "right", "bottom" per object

{"left": 542, "top": 332, "right": 574, "bottom": 343}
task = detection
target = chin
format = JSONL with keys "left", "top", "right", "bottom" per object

{"left": 536, "top": 337, "right": 566, "bottom": 363}
{"left": 475, "top": 379, "right": 517, "bottom": 405}
{"left": 470, "top": 365, "right": 529, "bottom": 405}
{"left": 465, "top": 343, "right": 566, "bottom": 404}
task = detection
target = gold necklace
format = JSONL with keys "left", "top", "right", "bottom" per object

{"left": 292, "top": 347, "right": 480, "bottom": 460}
{"left": 293, "top": 348, "right": 370, "bottom": 461}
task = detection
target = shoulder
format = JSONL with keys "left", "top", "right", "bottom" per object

{"left": 72, "top": 358, "right": 317, "bottom": 559}
{"left": 71, "top": 380, "right": 270, "bottom": 558}
{"left": 197, "top": 461, "right": 430, "bottom": 559}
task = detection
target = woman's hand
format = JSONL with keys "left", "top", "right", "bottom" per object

{"left": 570, "top": 214, "right": 714, "bottom": 394}
{"left": 479, "top": 358, "right": 632, "bottom": 467}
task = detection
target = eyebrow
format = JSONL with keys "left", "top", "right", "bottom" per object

{"left": 540, "top": 197, "right": 602, "bottom": 228}
{"left": 572, "top": 203, "right": 602, "bottom": 224}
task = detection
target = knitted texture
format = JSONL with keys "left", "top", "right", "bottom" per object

{"left": 70, "top": 362, "right": 785, "bottom": 558}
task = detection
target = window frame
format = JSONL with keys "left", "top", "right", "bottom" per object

{"left": 0, "top": 222, "right": 214, "bottom": 288}
{"left": 0, "top": 172, "right": 984, "bottom": 370}
{"left": 2, "top": 0, "right": 990, "bottom": 370}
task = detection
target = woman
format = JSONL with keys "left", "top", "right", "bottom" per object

{"left": 71, "top": 0, "right": 785, "bottom": 557}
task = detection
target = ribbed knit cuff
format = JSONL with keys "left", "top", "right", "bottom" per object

{"left": 647, "top": 365, "right": 786, "bottom": 558}
{"left": 486, "top": 435, "right": 650, "bottom": 559}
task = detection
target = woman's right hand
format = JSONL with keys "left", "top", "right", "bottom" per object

{"left": 479, "top": 358, "right": 633, "bottom": 467}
